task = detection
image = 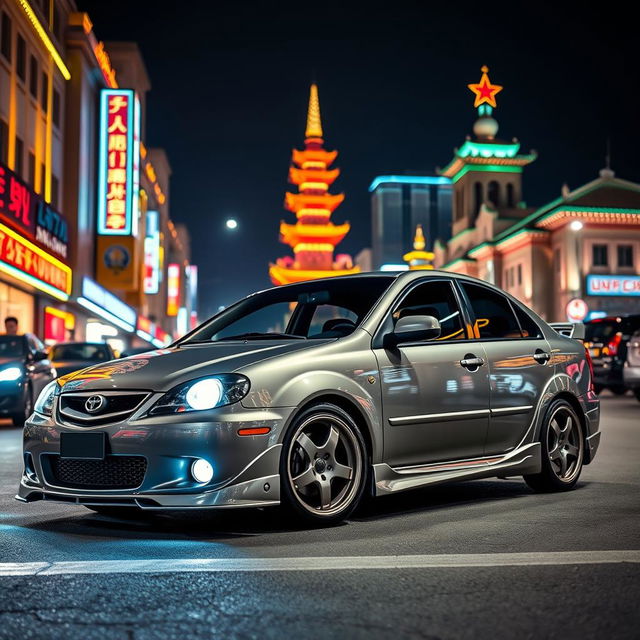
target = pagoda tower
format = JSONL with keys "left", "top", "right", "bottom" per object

{"left": 403, "top": 225, "right": 435, "bottom": 270}
{"left": 269, "top": 84, "right": 360, "bottom": 286}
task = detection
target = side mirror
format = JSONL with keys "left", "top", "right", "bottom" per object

{"left": 386, "top": 315, "right": 441, "bottom": 347}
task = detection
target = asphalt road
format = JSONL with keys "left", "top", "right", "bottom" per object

{"left": 0, "top": 392, "right": 638, "bottom": 639}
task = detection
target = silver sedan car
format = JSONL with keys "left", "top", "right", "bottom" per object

{"left": 18, "top": 272, "right": 601, "bottom": 525}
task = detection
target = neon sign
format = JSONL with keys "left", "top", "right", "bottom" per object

{"left": 143, "top": 211, "right": 160, "bottom": 294}
{"left": 0, "top": 223, "right": 72, "bottom": 301}
{"left": 167, "top": 263, "right": 180, "bottom": 316}
{"left": 97, "top": 89, "right": 140, "bottom": 235}
{"left": 586, "top": 275, "right": 640, "bottom": 297}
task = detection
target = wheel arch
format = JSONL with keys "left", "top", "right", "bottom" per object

{"left": 283, "top": 391, "right": 378, "bottom": 464}
{"left": 546, "top": 391, "right": 591, "bottom": 464}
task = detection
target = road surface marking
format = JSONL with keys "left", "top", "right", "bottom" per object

{"left": 0, "top": 551, "right": 638, "bottom": 577}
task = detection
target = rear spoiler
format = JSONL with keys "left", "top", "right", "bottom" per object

{"left": 549, "top": 322, "right": 586, "bottom": 341}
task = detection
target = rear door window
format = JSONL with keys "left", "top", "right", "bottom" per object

{"left": 460, "top": 283, "right": 523, "bottom": 340}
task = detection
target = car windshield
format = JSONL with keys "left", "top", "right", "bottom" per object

{"left": 51, "top": 344, "right": 111, "bottom": 362}
{"left": 181, "top": 276, "right": 395, "bottom": 343}
{"left": 0, "top": 335, "right": 26, "bottom": 358}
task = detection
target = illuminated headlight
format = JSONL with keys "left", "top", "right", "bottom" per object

{"left": 149, "top": 374, "right": 250, "bottom": 416}
{"left": 0, "top": 366, "right": 23, "bottom": 382}
{"left": 34, "top": 380, "right": 59, "bottom": 416}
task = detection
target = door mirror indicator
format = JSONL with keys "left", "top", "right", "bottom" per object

{"left": 387, "top": 315, "right": 441, "bottom": 347}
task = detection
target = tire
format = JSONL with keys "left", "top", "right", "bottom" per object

{"left": 524, "top": 398, "right": 585, "bottom": 493}
{"left": 593, "top": 384, "right": 603, "bottom": 395}
{"left": 280, "top": 402, "right": 368, "bottom": 526}
{"left": 633, "top": 389, "right": 640, "bottom": 402}
{"left": 609, "top": 386, "right": 627, "bottom": 396}
{"left": 11, "top": 385, "right": 33, "bottom": 428}
{"left": 85, "top": 506, "right": 152, "bottom": 519}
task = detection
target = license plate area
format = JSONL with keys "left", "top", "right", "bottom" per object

{"left": 60, "top": 432, "right": 107, "bottom": 459}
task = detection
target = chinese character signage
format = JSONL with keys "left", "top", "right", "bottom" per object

{"left": 98, "top": 89, "right": 140, "bottom": 236}
{"left": 0, "top": 161, "right": 69, "bottom": 260}
{"left": 586, "top": 275, "right": 640, "bottom": 297}
{"left": 167, "top": 263, "right": 180, "bottom": 316}
{"left": 143, "top": 210, "right": 160, "bottom": 294}
{"left": 0, "top": 222, "right": 72, "bottom": 301}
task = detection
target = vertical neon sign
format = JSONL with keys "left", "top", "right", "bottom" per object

{"left": 97, "top": 89, "right": 139, "bottom": 235}
{"left": 167, "top": 263, "right": 180, "bottom": 316}
{"left": 143, "top": 210, "right": 160, "bottom": 293}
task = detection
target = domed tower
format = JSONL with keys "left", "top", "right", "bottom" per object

{"left": 439, "top": 66, "right": 537, "bottom": 236}
{"left": 269, "top": 84, "right": 360, "bottom": 285}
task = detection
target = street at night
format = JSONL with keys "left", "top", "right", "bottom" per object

{"left": 1, "top": 391, "right": 638, "bottom": 639}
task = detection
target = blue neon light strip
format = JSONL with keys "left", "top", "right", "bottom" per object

{"left": 97, "top": 89, "right": 136, "bottom": 236}
{"left": 369, "top": 175, "right": 452, "bottom": 192}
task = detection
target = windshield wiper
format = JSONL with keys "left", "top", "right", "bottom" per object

{"left": 217, "top": 332, "right": 307, "bottom": 341}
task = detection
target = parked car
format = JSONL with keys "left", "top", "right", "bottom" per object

{"left": 18, "top": 272, "right": 600, "bottom": 525}
{"left": 49, "top": 342, "right": 117, "bottom": 378}
{"left": 121, "top": 346, "right": 154, "bottom": 358}
{"left": 584, "top": 314, "right": 640, "bottom": 394}
{"left": 0, "top": 334, "right": 55, "bottom": 427}
{"left": 623, "top": 329, "right": 640, "bottom": 402}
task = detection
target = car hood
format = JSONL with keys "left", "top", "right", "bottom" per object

{"left": 52, "top": 360, "right": 103, "bottom": 377}
{"left": 56, "top": 340, "right": 326, "bottom": 393}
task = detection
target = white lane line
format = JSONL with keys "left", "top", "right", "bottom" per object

{"left": 0, "top": 551, "right": 638, "bottom": 577}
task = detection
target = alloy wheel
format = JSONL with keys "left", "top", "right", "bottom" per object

{"left": 286, "top": 412, "right": 363, "bottom": 517}
{"left": 546, "top": 407, "right": 584, "bottom": 483}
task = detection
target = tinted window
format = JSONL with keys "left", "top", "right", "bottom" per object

{"left": 592, "top": 245, "right": 608, "bottom": 267}
{"left": 52, "top": 344, "right": 111, "bottom": 361}
{"left": 1, "top": 12, "right": 11, "bottom": 61}
{"left": 308, "top": 305, "right": 358, "bottom": 338}
{"left": 462, "top": 282, "right": 522, "bottom": 340}
{"left": 16, "top": 33, "right": 26, "bottom": 80}
{"left": 0, "top": 335, "right": 26, "bottom": 358}
{"left": 29, "top": 55, "right": 38, "bottom": 98}
{"left": 618, "top": 245, "right": 633, "bottom": 268}
{"left": 513, "top": 305, "right": 543, "bottom": 339}
{"left": 394, "top": 280, "right": 465, "bottom": 341}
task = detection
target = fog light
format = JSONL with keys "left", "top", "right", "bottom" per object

{"left": 191, "top": 458, "right": 214, "bottom": 483}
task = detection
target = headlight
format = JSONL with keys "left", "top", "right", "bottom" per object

{"left": 34, "top": 380, "right": 59, "bottom": 416}
{"left": 0, "top": 366, "right": 23, "bottom": 382}
{"left": 149, "top": 374, "right": 250, "bottom": 416}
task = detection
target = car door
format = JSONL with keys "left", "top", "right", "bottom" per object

{"left": 373, "top": 278, "right": 491, "bottom": 467}
{"left": 457, "top": 282, "right": 555, "bottom": 456}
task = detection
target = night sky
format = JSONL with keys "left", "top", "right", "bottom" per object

{"left": 78, "top": 0, "right": 640, "bottom": 317}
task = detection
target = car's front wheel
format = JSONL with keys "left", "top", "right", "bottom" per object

{"left": 280, "top": 403, "right": 367, "bottom": 526}
{"left": 524, "top": 399, "right": 584, "bottom": 492}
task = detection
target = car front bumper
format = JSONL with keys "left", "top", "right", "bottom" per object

{"left": 17, "top": 398, "right": 295, "bottom": 509}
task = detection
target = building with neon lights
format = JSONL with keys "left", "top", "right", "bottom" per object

{"left": 434, "top": 67, "right": 640, "bottom": 321}
{"left": 369, "top": 175, "right": 452, "bottom": 270}
{"left": 269, "top": 84, "right": 359, "bottom": 285}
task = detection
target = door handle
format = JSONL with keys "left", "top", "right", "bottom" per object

{"left": 460, "top": 355, "right": 485, "bottom": 370}
{"left": 533, "top": 350, "right": 551, "bottom": 364}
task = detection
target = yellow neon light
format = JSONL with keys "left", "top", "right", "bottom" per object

{"left": 293, "top": 243, "right": 334, "bottom": 253}
{"left": 17, "top": 0, "right": 71, "bottom": 80}
{"left": 300, "top": 182, "right": 328, "bottom": 191}
{"left": 297, "top": 208, "right": 331, "bottom": 218}
{"left": 305, "top": 84, "right": 323, "bottom": 139}
{"left": 45, "top": 306, "right": 75, "bottom": 329}
{"left": 302, "top": 161, "right": 326, "bottom": 170}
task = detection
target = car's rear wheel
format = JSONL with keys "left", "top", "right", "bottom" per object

{"left": 11, "top": 385, "right": 33, "bottom": 428}
{"left": 524, "top": 399, "right": 584, "bottom": 492}
{"left": 280, "top": 403, "right": 367, "bottom": 526}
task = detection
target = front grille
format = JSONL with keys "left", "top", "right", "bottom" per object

{"left": 59, "top": 392, "right": 149, "bottom": 426}
{"left": 48, "top": 455, "right": 147, "bottom": 489}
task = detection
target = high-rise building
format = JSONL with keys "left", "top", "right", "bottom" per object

{"left": 369, "top": 175, "right": 452, "bottom": 270}
{"left": 269, "top": 84, "right": 359, "bottom": 285}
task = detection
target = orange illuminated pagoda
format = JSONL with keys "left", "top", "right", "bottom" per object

{"left": 269, "top": 84, "right": 359, "bottom": 285}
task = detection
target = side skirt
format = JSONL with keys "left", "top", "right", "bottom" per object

{"left": 373, "top": 443, "right": 541, "bottom": 496}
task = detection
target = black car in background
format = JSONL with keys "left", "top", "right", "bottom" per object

{"left": 0, "top": 334, "right": 55, "bottom": 426}
{"left": 623, "top": 329, "right": 640, "bottom": 402}
{"left": 584, "top": 314, "right": 640, "bottom": 394}
{"left": 49, "top": 342, "right": 116, "bottom": 378}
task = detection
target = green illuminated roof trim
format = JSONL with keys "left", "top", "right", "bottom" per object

{"left": 448, "top": 227, "right": 475, "bottom": 243}
{"left": 457, "top": 140, "right": 520, "bottom": 160}
{"left": 451, "top": 164, "right": 523, "bottom": 184}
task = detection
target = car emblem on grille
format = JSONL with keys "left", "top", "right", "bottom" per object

{"left": 84, "top": 395, "right": 106, "bottom": 413}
